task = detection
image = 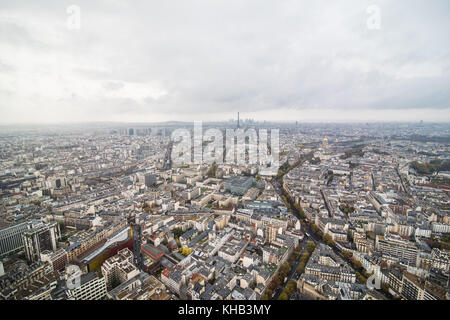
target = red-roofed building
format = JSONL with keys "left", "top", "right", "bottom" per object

{"left": 141, "top": 243, "right": 165, "bottom": 262}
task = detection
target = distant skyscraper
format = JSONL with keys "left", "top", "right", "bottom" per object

{"left": 129, "top": 128, "right": 134, "bottom": 135}
{"left": 237, "top": 112, "right": 240, "bottom": 129}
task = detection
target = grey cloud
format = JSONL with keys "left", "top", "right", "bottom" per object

{"left": 102, "top": 81, "right": 124, "bottom": 91}
{"left": 0, "top": 19, "right": 40, "bottom": 47}
{"left": 0, "top": 0, "right": 449, "bottom": 123}
{"left": 0, "top": 60, "right": 15, "bottom": 73}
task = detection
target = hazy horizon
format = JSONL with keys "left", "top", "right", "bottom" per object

{"left": 1, "top": 119, "right": 450, "bottom": 128}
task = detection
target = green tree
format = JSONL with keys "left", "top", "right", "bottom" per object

{"left": 300, "top": 252, "right": 310, "bottom": 263}
{"left": 206, "top": 163, "right": 219, "bottom": 177}
{"left": 322, "top": 234, "right": 335, "bottom": 247}
{"left": 271, "top": 276, "right": 281, "bottom": 289}
{"left": 356, "top": 271, "right": 367, "bottom": 284}
{"left": 285, "top": 280, "right": 297, "bottom": 296}
{"left": 279, "top": 292, "right": 289, "bottom": 300}
{"left": 353, "top": 260, "right": 362, "bottom": 270}
{"left": 297, "top": 262, "right": 306, "bottom": 274}
{"left": 306, "top": 241, "right": 316, "bottom": 254}
{"left": 366, "top": 231, "right": 375, "bottom": 240}
{"left": 281, "top": 262, "right": 291, "bottom": 274}
{"left": 342, "top": 250, "right": 352, "bottom": 260}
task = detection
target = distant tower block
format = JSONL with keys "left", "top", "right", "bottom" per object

{"left": 237, "top": 112, "right": 240, "bottom": 129}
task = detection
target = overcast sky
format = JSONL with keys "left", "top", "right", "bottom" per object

{"left": 1, "top": 0, "right": 450, "bottom": 124}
